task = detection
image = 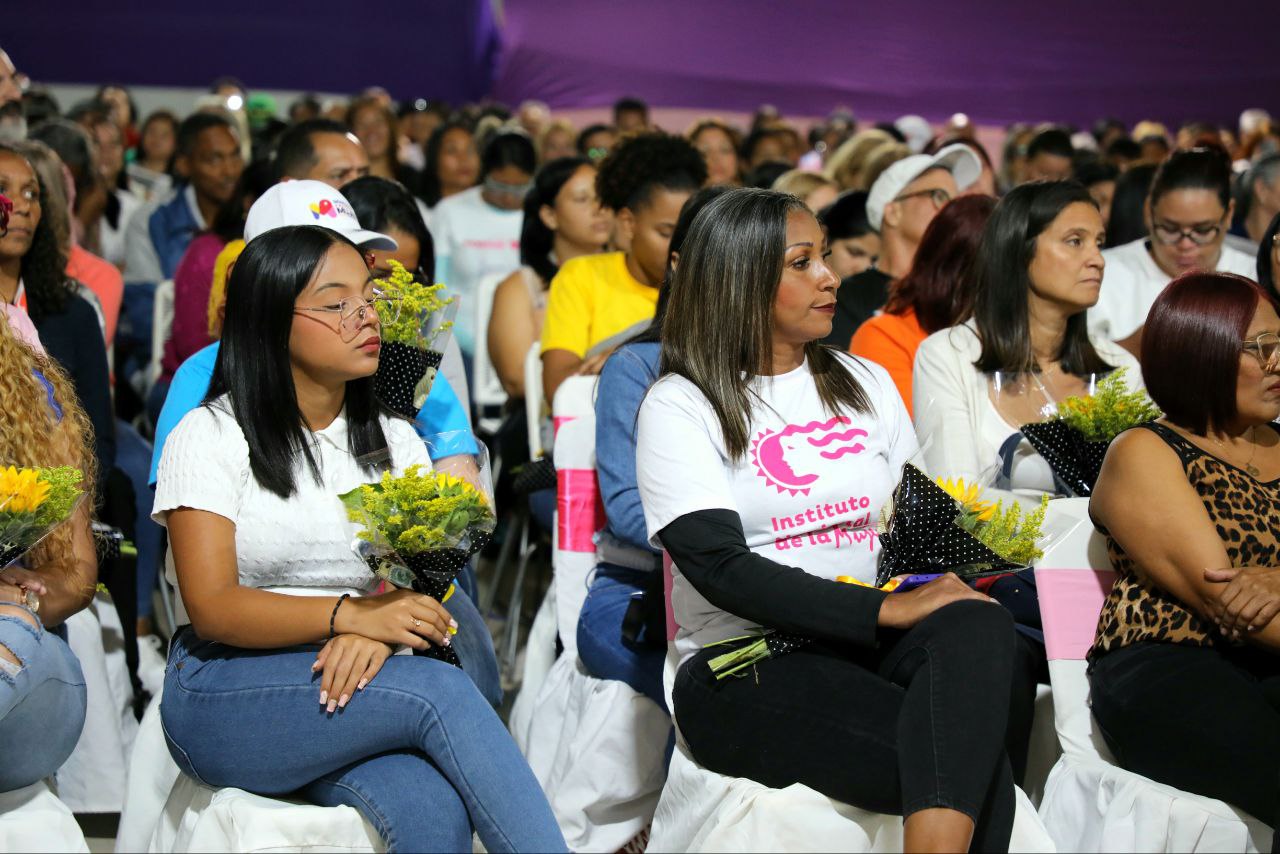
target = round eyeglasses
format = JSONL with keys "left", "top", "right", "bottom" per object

{"left": 294, "top": 292, "right": 401, "bottom": 340}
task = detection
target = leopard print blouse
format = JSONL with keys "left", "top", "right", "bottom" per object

{"left": 1090, "top": 421, "right": 1280, "bottom": 659}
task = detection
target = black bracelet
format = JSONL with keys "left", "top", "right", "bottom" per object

{"left": 329, "top": 593, "right": 351, "bottom": 639}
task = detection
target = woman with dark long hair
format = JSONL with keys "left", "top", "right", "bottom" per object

{"left": 637, "top": 188, "right": 1021, "bottom": 852}
{"left": 913, "top": 181, "right": 1138, "bottom": 494}
{"left": 851, "top": 194, "right": 995, "bottom": 413}
{"left": 154, "top": 224, "right": 565, "bottom": 852}
{"left": 1256, "top": 209, "right": 1280, "bottom": 305}
{"left": 420, "top": 119, "right": 480, "bottom": 210}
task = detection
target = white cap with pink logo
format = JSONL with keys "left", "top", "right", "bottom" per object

{"left": 243, "top": 180, "right": 398, "bottom": 250}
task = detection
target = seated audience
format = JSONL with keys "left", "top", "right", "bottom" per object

{"left": 576, "top": 123, "right": 617, "bottom": 163}
{"left": 578, "top": 186, "right": 726, "bottom": 709}
{"left": 1105, "top": 162, "right": 1156, "bottom": 248}
{"left": 1023, "top": 128, "right": 1074, "bottom": 183}
{"left": 272, "top": 118, "right": 369, "bottom": 188}
{"left": 1088, "top": 272, "right": 1280, "bottom": 851}
{"left": 914, "top": 181, "right": 1138, "bottom": 492}
{"left": 153, "top": 223, "right": 565, "bottom": 852}
{"left": 824, "top": 128, "right": 894, "bottom": 191}
{"left": 1257, "top": 210, "right": 1280, "bottom": 304}
{"left": 859, "top": 140, "right": 911, "bottom": 192}
{"left": 613, "top": 97, "right": 650, "bottom": 134}
{"left": 1229, "top": 153, "right": 1280, "bottom": 256}
{"left": 540, "top": 132, "right": 706, "bottom": 403}
{"left": 421, "top": 119, "right": 481, "bottom": 211}
{"left": 825, "top": 144, "right": 982, "bottom": 348}
{"left": 432, "top": 131, "right": 535, "bottom": 362}
{"left": 816, "top": 190, "right": 879, "bottom": 281}
{"left": 927, "top": 135, "right": 998, "bottom": 197}
{"left": 771, "top": 169, "right": 838, "bottom": 212}
{"left": 346, "top": 95, "right": 422, "bottom": 194}
{"left": 0, "top": 310, "right": 97, "bottom": 794}
{"left": 489, "top": 156, "right": 609, "bottom": 400}
{"left": 1073, "top": 158, "right": 1119, "bottom": 225}
{"left": 687, "top": 118, "right": 742, "bottom": 187}
{"left": 126, "top": 110, "right": 178, "bottom": 203}
{"left": 1091, "top": 148, "right": 1256, "bottom": 355}
{"left": 538, "top": 119, "right": 578, "bottom": 164}
{"left": 68, "top": 108, "right": 140, "bottom": 270}
{"left": 851, "top": 194, "right": 995, "bottom": 414}
{"left": 637, "top": 188, "right": 1019, "bottom": 852}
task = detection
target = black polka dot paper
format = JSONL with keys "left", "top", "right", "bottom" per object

{"left": 374, "top": 343, "right": 444, "bottom": 419}
{"left": 1020, "top": 421, "right": 1110, "bottom": 497}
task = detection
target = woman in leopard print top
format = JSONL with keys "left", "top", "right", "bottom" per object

{"left": 1088, "top": 272, "right": 1280, "bottom": 845}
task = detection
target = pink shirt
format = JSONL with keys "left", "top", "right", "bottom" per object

{"left": 2, "top": 303, "right": 44, "bottom": 353}
{"left": 162, "top": 232, "right": 226, "bottom": 381}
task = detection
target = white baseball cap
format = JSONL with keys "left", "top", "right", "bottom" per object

{"left": 243, "top": 180, "right": 398, "bottom": 250}
{"left": 865, "top": 143, "right": 983, "bottom": 232}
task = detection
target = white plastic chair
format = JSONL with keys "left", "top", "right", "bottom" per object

{"left": 524, "top": 342, "right": 548, "bottom": 461}
{"left": 471, "top": 272, "right": 510, "bottom": 435}
{"left": 147, "top": 279, "right": 175, "bottom": 394}
{"left": 0, "top": 781, "right": 88, "bottom": 852}
{"left": 1035, "top": 497, "right": 1272, "bottom": 852}
{"left": 514, "top": 375, "right": 670, "bottom": 851}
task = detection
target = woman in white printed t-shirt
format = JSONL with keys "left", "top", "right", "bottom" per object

{"left": 1090, "top": 147, "right": 1256, "bottom": 357}
{"left": 636, "top": 189, "right": 1021, "bottom": 853}
{"left": 153, "top": 225, "right": 564, "bottom": 853}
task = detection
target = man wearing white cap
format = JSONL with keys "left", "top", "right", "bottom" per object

{"left": 824, "top": 143, "right": 982, "bottom": 348}
{"left": 147, "top": 180, "right": 502, "bottom": 705}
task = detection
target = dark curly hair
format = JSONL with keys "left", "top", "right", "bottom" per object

{"left": 0, "top": 143, "right": 72, "bottom": 323}
{"left": 595, "top": 132, "right": 707, "bottom": 213}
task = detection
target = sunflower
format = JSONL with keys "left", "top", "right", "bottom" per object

{"left": 0, "top": 466, "right": 51, "bottom": 514}
{"left": 935, "top": 476, "right": 996, "bottom": 522}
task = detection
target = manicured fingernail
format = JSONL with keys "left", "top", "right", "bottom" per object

{"left": 311, "top": 661, "right": 320, "bottom": 670}
{"left": 442, "top": 635, "right": 451, "bottom": 647}
{"left": 319, "top": 691, "right": 328, "bottom": 705}
{"left": 357, "top": 679, "right": 368, "bottom": 690}
{"left": 448, "top": 619, "right": 458, "bottom": 629}
{"left": 448, "top": 625, "right": 458, "bottom": 635}
{"left": 338, "top": 694, "right": 349, "bottom": 709}
{"left": 326, "top": 699, "right": 337, "bottom": 713}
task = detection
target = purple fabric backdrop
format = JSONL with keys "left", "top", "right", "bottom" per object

{"left": 9, "top": 0, "right": 500, "bottom": 105}
{"left": 493, "top": 0, "right": 1277, "bottom": 127}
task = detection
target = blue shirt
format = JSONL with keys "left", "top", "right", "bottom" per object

{"left": 148, "top": 342, "right": 476, "bottom": 484}
{"left": 594, "top": 341, "right": 660, "bottom": 554}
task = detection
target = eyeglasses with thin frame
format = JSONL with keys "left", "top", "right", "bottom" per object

{"left": 294, "top": 291, "right": 400, "bottom": 340}
{"left": 1242, "top": 332, "right": 1280, "bottom": 371}
{"left": 1151, "top": 219, "right": 1224, "bottom": 246}
{"left": 893, "top": 187, "right": 952, "bottom": 210}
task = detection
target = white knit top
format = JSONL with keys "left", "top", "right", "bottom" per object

{"left": 153, "top": 396, "right": 430, "bottom": 613}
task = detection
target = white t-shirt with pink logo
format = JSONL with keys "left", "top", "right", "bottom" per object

{"left": 637, "top": 353, "right": 919, "bottom": 666}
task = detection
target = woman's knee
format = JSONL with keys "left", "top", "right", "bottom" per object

{"left": 0, "top": 604, "right": 42, "bottom": 669}
{"left": 921, "top": 599, "right": 1016, "bottom": 661}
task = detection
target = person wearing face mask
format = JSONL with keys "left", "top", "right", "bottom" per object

{"left": 1090, "top": 147, "right": 1255, "bottom": 356}
{"left": 824, "top": 144, "right": 982, "bottom": 349}
{"left": 1087, "top": 273, "right": 1280, "bottom": 852}
{"left": 273, "top": 119, "right": 370, "bottom": 189}
{"left": 431, "top": 131, "right": 534, "bottom": 366}
{"left": 637, "top": 188, "right": 1021, "bottom": 853}
{"left": 540, "top": 132, "right": 706, "bottom": 404}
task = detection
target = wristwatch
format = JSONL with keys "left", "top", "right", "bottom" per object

{"left": 22, "top": 587, "right": 39, "bottom": 614}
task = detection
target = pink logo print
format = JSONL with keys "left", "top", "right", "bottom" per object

{"left": 750, "top": 416, "right": 869, "bottom": 496}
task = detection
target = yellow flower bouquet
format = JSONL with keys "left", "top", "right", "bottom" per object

{"left": 1020, "top": 368, "right": 1160, "bottom": 495}
{"left": 372, "top": 260, "right": 458, "bottom": 419}
{"left": 0, "top": 466, "right": 84, "bottom": 568}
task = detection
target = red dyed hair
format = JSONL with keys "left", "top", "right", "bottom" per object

{"left": 883, "top": 194, "right": 996, "bottom": 334}
{"left": 1142, "top": 272, "right": 1274, "bottom": 434}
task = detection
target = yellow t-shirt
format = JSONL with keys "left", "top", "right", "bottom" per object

{"left": 540, "top": 252, "right": 659, "bottom": 358}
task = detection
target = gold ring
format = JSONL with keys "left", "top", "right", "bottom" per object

{"left": 412, "top": 618, "right": 422, "bottom": 627}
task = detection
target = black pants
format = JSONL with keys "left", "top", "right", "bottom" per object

{"left": 1090, "top": 642, "right": 1280, "bottom": 852}
{"left": 674, "top": 601, "right": 1018, "bottom": 852}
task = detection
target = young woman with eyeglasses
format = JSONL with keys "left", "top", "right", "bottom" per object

{"left": 1088, "top": 272, "right": 1280, "bottom": 850}
{"left": 154, "top": 224, "right": 565, "bottom": 853}
{"left": 1090, "top": 147, "right": 1257, "bottom": 356}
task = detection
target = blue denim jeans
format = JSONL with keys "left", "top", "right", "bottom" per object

{"left": 161, "top": 627, "right": 564, "bottom": 854}
{"left": 576, "top": 565, "right": 667, "bottom": 711}
{"left": 445, "top": 584, "right": 502, "bottom": 709}
{"left": 116, "top": 419, "right": 162, "bottom": 619}
{"left": 0, "top": 606, "right": 87, "bottom": 792}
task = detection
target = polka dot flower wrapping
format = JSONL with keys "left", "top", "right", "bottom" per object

{"left": 372, "top": 259, "right": 458, "bottom": 418}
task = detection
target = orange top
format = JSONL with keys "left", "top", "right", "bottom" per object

{"left": 849, "top": 307, "right": 927, "bottom": 416}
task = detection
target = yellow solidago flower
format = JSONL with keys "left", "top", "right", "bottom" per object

{"left": 0, "top": 466, "right": 50, "bottom": 514}
{"left": 935, "top": 476, "right": 996, "bottom": 522}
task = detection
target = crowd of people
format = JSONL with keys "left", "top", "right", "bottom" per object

{"left": 2, "top": 41, "right": 1280, "bottom": 852}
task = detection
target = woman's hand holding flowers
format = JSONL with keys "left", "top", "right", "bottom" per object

{"left": 877, "top": 573, "right": 996, "bottom": 630}
{"left": 334, "top": 587, "right": 457, "bottom": 652}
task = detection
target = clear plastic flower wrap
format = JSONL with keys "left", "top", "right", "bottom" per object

{"left": 372, "top": 259, "right": 458, "bottom": 419}
{"left": 0, "top": 465, "right": 85, "bottom": 569}
{"left": 342, "top": 436, "right": 494, "bottom": 666}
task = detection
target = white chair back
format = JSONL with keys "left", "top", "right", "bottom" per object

{"left": 1034, "top": 497, "right": 1118, "bottom": 762}
{"left": 147, "top": 279, "right": 175, "bottom": 391}
{"left": 523, "top": 343, "right": 547, "bottom": 460}
{"left": 471, "top": 272, "right": 511, "bottom": 433}
{"left": 551, "top": 376, "right": 602, "bottom": 655}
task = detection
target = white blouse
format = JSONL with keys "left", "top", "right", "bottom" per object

{"left": 912, "top": 322, "right": 1140, "bottom": 496}
{"left": 153, "top": 396, "right": 430, "bottom": 620}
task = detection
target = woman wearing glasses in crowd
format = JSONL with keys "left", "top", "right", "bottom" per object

{"left": 1090, "top": 147, "right": 1256, "bottom": 356}
{"left": 154, "top": 224, "right": 565, "bottom": 853}
{"left": 1088, "top": 272, "right": 1280, "bottom": 850}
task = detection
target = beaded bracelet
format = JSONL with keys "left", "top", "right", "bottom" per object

{"left": 329, "top": 593, "right": 351, "bottom": 639}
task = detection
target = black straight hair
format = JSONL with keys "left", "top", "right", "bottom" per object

{"left": 176, "top": 111, "right": 236, "bottom": 159}
{"left": 1027, "top": 128, "right": 1073, "bottom": 160}
{"left": 1106, "top": 163, "right": 1157, "bottom": 247}
{"left": 421, "top": 118, "right": 475, "bottom": 206}
{"left": 519, "top": 156, "right": 593, "bottom": 285}
{"left": 205, "top": 225, "right": 391, "bottom": 498}
{"left": 972, "top": 181, "right": 1115, "bottom": 377}
{"left": 272, "top": 118, "right": 348, "bottom": 182}
{"left": 817, "top": 190, "right": 873, "bottom": 241}
{"left": 481, "top": 131, "right": 537, "bottom": 179}
{"left": 342, "top": 175, "right": 437, "bottom": 279}
{"left": 1258, "top": 209, "right": 1280, "bottom": 305}
{"left": 1148, "top": 146, "right": 1232, "bottom": 210}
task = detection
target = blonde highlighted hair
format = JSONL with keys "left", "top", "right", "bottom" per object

{"left": 0, "top": 311, "right": 97, "bottom": 573}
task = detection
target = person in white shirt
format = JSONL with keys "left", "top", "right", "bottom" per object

{"left": 153, "top": 224, "right": 564, "bottom": 852}
{"left": 430, "top": 131, "right": 533, "bottom": 363}
{"left": 915, "top": 181, "right": 1140, "bottom": 495}
{"left": 1090, "top": 147, "right": 1255, "bottom": 355}
{"left": 637, "top": 188, "right": 1020, "bottom": 853}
